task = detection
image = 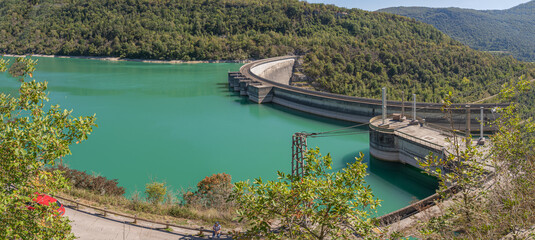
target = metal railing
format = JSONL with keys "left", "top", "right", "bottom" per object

{"left": 376, "top": 185, "right": 460, "bottom": 226}
{"left": 369, "top": 115, "right": 444, "bottom": 150}
{"left": 55, "top": 195, "right": 228, "bottom": 237}
{"left": 368, "top": 115, "right": 395, "bottom": 133}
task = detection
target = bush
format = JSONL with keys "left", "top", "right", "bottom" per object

{"left": 129, "top": 191, "right": 150, "bottom": 212}
{"left": 167, "top": 205, "right": 197, "bottom": 219}
{"left": 49, "top": 165, "right": 125, "bottom": 196}
{"left": 145, "top": 181, "right": 167, "bottom": 205}
{"left": 183, "top": 173, "right": 233, "bottom": 210}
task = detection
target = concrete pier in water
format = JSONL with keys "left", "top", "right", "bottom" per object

{"left": 369, "top": 116, "right": 448, "bottom": 168}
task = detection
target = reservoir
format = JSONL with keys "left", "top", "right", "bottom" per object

{"left": 0, "top": 57, "right": 437, "bottom": 215}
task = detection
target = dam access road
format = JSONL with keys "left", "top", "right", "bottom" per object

{"left": 65, "top": 206, "right": 231, "bottom": 240}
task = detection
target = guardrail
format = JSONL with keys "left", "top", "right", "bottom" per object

{"left": 376, "top": 185, "right": 460, "bottom": 226}
{"left": 368, "top": 115, "right": 395, "bottom": 133}
{"left": 55, "top": 187, "right": 465, "bottom": 235}
{"left": 369, "top": 114, "right": 448, "bottom": 150}
{"left": 54, "top": 195, "right": 229, "bottom": 237}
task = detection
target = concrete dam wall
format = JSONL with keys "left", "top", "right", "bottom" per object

{"left": 250, "top": 58, "right": 294, "bottom": 85}
{"left": 229, "top": 56, "right": 507, "bottom": 131}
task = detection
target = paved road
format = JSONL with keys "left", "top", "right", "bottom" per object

{"left": 65, "top": 207, "right": 230, "bottom": 240}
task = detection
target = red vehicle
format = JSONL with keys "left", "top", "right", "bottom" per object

{"left": 28, "top": 193, "right": 66, "bottom": 216}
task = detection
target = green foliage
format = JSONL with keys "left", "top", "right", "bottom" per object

{"left": 8, "top": 57, "right": 37, "bottom": 79}
{"left": 418, "top": 210, "right": 456, "bottom": 237}
{"left": 418, "top": 92, "right": 488, "bottom": 232}
{"left": 233, "top": 148, "right": 379, "bottom": 239}
{"left": 483, "top": 77, "right": 535, "bottom": 238}
{"left": 167, "top": 205, "right": 196, "bottom": 219}
{"left": 145, "top": 181, "right": 167, "bottom": 205}
{"left": 380, "top": 1, "right": 535, "bottom": 62}
{"left": 0, "top": 0, "right": 533, "bottom": 103}
{"left": 417, "top": 76, "right": 535, "bottom": 239}
{"left": 0, "top": 57, "right": 97, "bottom": 239}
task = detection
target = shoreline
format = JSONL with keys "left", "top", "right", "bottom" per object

{"left": 2, "top": 54, "right": 253, "bottom": 64}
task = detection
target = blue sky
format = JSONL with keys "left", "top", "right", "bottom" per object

{"left": 303, "top": 0, "right": 532, "bottom": 11}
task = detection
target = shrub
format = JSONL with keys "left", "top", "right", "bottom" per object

{"left": 145, "top": 181, "right": 167, "bottom": 205}
{"left": 183, "top": 173, "right": 233, "bottom": 210}
{"left": 168, "top": 205, "right": 197, "bottom": 219}
{"left": 49, "top": 165, "right": 125, "bottom": 196}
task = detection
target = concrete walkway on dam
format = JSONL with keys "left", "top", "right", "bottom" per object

{"left": 369, "top": 115, "right": 493, "bottom": 170}
{"left": 65, "top": 207, "right": 231, "bottom": 240}
{"left": 371, "top": 117, "right": 450, "bottom": 149}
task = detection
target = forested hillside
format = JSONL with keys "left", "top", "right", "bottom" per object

{"left": 380, "top": 1, "right": 535, "bottom": 62}
{"left": 1, "top": 0, "right": 533, "bottom": 103}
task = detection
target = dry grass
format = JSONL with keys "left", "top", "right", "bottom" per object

{"left": 61, "top": 187, "right": 242, "bottom": 229}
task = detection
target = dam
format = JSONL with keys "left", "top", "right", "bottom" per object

{"left": 228, "top": 55, "right": 501, "bottom": 223}
{"left": 229, "top": 56, "right": 505, "bottom": 130}
{"left": 229, "top": 56, "right": 500, "bottom": 166}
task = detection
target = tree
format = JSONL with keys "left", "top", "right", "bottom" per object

{"left": 480, "top": 77, "right": 535, "bottom": 238}
{"left": 183, "top": 173, "right": 233, "bottom": 210}
{"left": 232, "top": 148, "right": 380, "bottom": 239}
{"left": 418, "top": 92, "right": 488, "bottom": 231}
{"left": 0, "top": 57, "right": 97, "bottom": 239}
{"left": 145, "top": 181, "right": 167, "bottom": 205}
{"left": 416, "top": 77, "right": 535, "bottom": 239}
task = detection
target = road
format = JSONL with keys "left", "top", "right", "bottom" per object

{"left": 65, "top": 207, "right": 230, "bottom": 240}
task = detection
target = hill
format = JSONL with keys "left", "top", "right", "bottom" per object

{"left": 379, "top": 1, "right": 535, "bottom": 62}
{"left": 0, "top": 0, "right": 533, "bottom": 103}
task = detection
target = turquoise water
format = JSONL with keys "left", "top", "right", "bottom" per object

{"left": 0, "top": 57, "right": 437, "bottom": 215}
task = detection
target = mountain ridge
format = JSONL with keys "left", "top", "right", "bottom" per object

{"left": 0, "top": 0, "right": 533, "bottom": 103}
{"left": 379, "top": 1, "right": 535, "bottom": 61}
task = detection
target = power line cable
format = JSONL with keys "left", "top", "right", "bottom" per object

{"left": 308, "top": 122, "right": 369, "bottom": 136}
{"left": 308, "top": 131, "right": 369, "bottom": 138}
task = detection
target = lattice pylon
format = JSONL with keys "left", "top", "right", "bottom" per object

{"left": 292, "top": 133, "right": 308, "bottom": 177}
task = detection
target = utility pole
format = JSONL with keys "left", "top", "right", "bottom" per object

{"left": 478, "top": 107, "right": 486, "bottom": 145}
{"left": 413, "top": 94, "right": 416, "bottom": 120}
{"left": 466, "top": 105, "right": 471, "bottom": 139}
{"left": 410, "top": 94, "right": 418, "bottom": 125}
{"left": 401, "top": 91, "right": 405, "bottom": 120}
{"left": 382, "top": 87, "right": 387, "bottom": 125}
